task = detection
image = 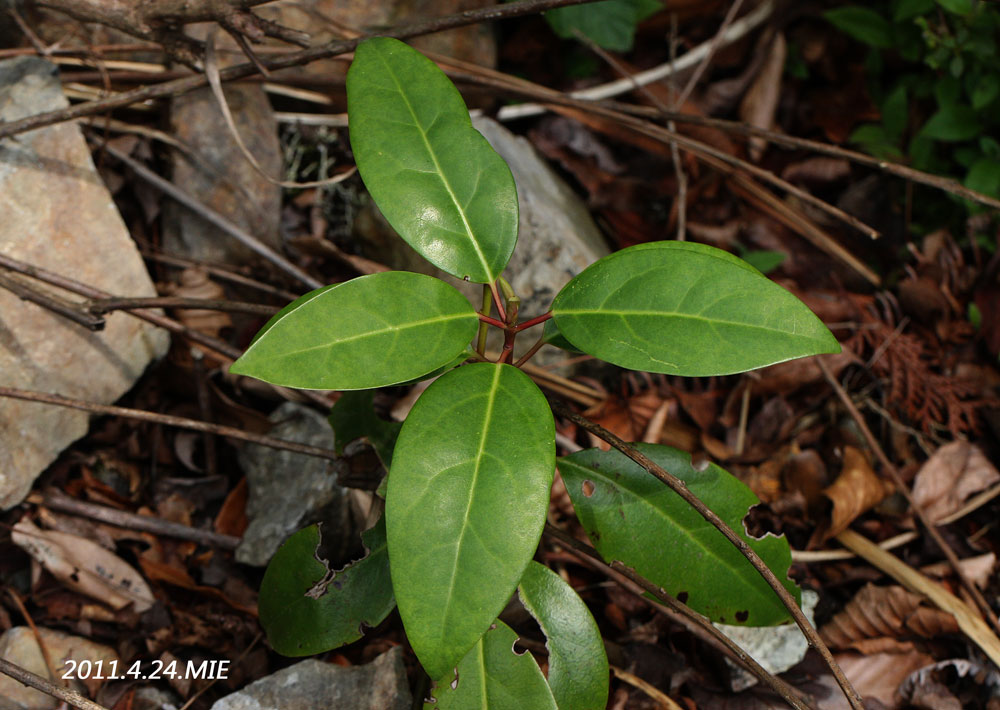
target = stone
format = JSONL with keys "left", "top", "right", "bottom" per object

{"left": 0, "top": 57, "right": 170, "bottom": 510}
{"left": 236, "top": 402, "right": 356, "bottom": 567}
{"left": 0, "top": 626, "right": 119, "bottom": 709}
{"left": 715, "top": 589, "right": 820, "bottom": 692}
{"left": 210, "top": 649, "right": 411, "bottom": 710}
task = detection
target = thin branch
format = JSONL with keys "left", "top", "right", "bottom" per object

{"left": 816, "top": 357, "right": 1000, "bottom": 633}
{"left": 87, "top": 296, "right": 278, "bottom": 316}
{"left": 548, "top": 399, "right": 865, "bottom": 710}
{"left": 30, "top": 489, "right": 241, "bottom": 549}
{"left": 0, "top": 272, "right": 105, "bottom": 331}
{"left": 0, "top": 386, "right": 340, "bottom": 462}
{"left": 544, "top": 525, "right": 815, "bottom": 710}
{"left": 0, "top": 0, "right": 604, "bottom": 141}
{"left": 0, "top": 657, "right": 109, "bottom": 710}
{"left": 674, "top": 0, "right": 747, "bottom": 108}
{"left": 140, "top": 250, "right": 301, "bottom": 301}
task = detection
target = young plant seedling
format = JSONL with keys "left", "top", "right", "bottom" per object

{"left": 231, "top": 37, "right": 840, "bottom": 709}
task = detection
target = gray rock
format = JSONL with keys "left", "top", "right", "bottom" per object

{"left": 0, "top": 626, "right": 119, "bottom": 709}
{"left": 236, "top": 402, "right": 355, "bottom": 566}
{"left": 0, "top": 57, "right": 169, "bottom": 510}
{"left": 715, "top": 589, "right": 819, "bottom": 692}
{"left": 161, "top": 79, "right": 283, "bottom": 265}
{"left": 211, "top": 649, "right": 411, "bottom": 710}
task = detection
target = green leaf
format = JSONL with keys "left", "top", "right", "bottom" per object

{"left": 559, "top": 444, "right": 800, "bottom": 626}
{"left": 259, "top": 521, "right": 395, "bottom": 656}
{"left": 327, "top": 390, "right": 402, "bottom": 467}
{"left": 964, "top": 158, "right": 1000, "bottom": 212}
{"left": 545, "top": 0, "right": 661, "bottom": 52}
{"left": 518, "top": 562, "right": 608, "bottom": 710}
{"left": 230, "top": 271, "right": 478, "bottom": 390}
{"left": 881, "top": 84, "right": 909, "bottom": 141}
{"left": 387, "top": 363, "right": 555, "bottom": 679}
{"left": 425, "top": 620, "right": 558, "bottom": 710}
{"left": 346, "top": 37, "right": 518, "bottom": 283}
{"left": 935, "top": 0, "right": 972, "bottom": 14}
{"left": 823, "top": 6, "right": 895, "bottom": 49}
{"left": 541, "top": 318, "right": 583, "bottom": 354}
{"left": 551, "top": 241, "right": 839, "bottom": 377}
{"left": 892, "top": 0, "right": 934, "bottom": 21}
{"left": 920, "top": 104, "right": 983, "bottom": 141}
{"left": 972, "top": 73, "right": 1000, "bottom": 110}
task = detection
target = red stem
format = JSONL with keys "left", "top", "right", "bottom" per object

{"left": 513, "top": 311, "right": 552, "bottom": 332}
{"left": 477, "top": 313, "right": 506, "bottom": 329}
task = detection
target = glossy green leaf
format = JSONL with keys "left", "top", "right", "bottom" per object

{"left": 424, "top": 620, "right": 557, "bottom": 710}
{"left": 386, "top": 363, "right": 555, "bottom": 679}
{"left": 544, "top": 0, "right": 661, "bottom": 52}
{"left": 551, "top": 241, "right": 839, "bottom": 377}
{"left": 920, "top": 104, "right": 982, "bottom": 141}
{"left": 230, "top": 271, "right": 478, "bottom": 390}
{"left": 327, "top": 390, "right": 402, "bottom": 468}
{"left": 518, "top": 562, "right": 608, "bottom": 710}
{"left": 541, "top": 318, "right": 582, "bottom": 354}
{"left": 559, "top": 444, "right": 800, "bottom": 626}
{"left": 347, "top": 37, "right": 518, "bottom": 283}
{"left": 259, "top": 521, "right": 394, "bottom": 656}
{"left": 823, "top": 6, "right": 894, "bottom": 48}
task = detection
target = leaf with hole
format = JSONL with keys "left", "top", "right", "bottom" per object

{"left": 424, "top": 620, "right": 557, "bottom": 710}
{"left": 229, "top": 271, "right": 478, "bottom": 390}
{"left": 259, "top": 521, "right": 395, "bottom": 656}
{"left": 551, "top": 241, "right": 839, "bottom": 376}
{"left": 328, "top": 390, "right": 402, "bottom": 468}
{"left": 347, "top": 37, "right": 518, "bottom": 283}
{"left": 387, "top": 363, "right": 555, "bottom": 679}
{"left": 559, "top": 444, "right": 800, "bottom": 626}
{"left": 518, "top": 561, "right": 608, "bottom": 710}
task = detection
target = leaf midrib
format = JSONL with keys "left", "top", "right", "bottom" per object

{"left": 375, "top": 51, "right": 493, "bottom": 281}
{"left": 560, "top": 459, "right": 780, "bottom": 608}
{"left": 253, "top": 312, "right": 472, "bottom": 357}
{"left": 555, "top": 309, "right": 813, "bottom": 338}
{"left": 438, "top": 365, "right": 503, "bottom": 641}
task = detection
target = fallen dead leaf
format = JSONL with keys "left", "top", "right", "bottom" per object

{"left": 835, "top": 650, "right": 936, "bottom": 707}
{"left": 780, "top": 157, "right": 851, "bottom": 185}
{"left": 921, "top": 552, "right": 996, "bottom": 590}
{"left": 822, "top": 446, "right": 894, "bottom": 540}
{"left": 739, "top": 32, "right": 786, "bottom": 162}
{"left": 12, "top": 519, "right": 155, "bottom": 612}
{"left": 164, "top": 267, "right": 232, "bottom": 338}
{"left": 912, "top": 441, "right": 1000, "bottom": 523}
{"left": 820, "top": 583, "right": 959, "bottom": 652}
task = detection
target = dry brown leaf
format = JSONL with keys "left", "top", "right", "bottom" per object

{"left": 921, "top": 552, "right": 996, "bottom": 590}
{"left": 820, "top": 583, "right": 959, "bottom": 652}
{"left": 835, "top": 650, "right": 937, "bottom": 708}
{"left": 739, "top": 32, "right": 786, "bottom": 162}
{"left": 780, "top": 157, "right": 852, "bottom": 184}
{"left": 912, "top": 441, "right": 1000, "bottom": 523}
{"left": 138, "top": 556, "right": 257, "bottom": 616}
{"left": 164, "top": 267, "right": 232, "bottom": 337}
{"left": 751, "top": 351, "right": 858, "bottom": 396}
{"left": 11, "top": 519, "right": 155, "bottom": 612}
{"left": 822, "top": 446, "right": 894, "bottom": 539}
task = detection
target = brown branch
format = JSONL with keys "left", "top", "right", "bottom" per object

{"left": 0, "top": 0, "right": 602, "bottom": 141}
{"left": 0, "top": 657, "right": 109, "bottom": 710}
{"left": 0, "top": 272, "right": 105, "bottom": 331}
{"left": 0, "top": 386, "right": 340, "bottom": 462}
{"left": 87, "top": 296, "right": 278, "bottom": 316}
{"left": 140, "top": 250, "right": 301, "bottom": 301}
{"left": 0, "top": 250, "right": 243, "bottom": 362}
{"left": 816, "top": 357, "right": 1000, "bottom": 633}
{"left": 30, "top": 489, "right": 241, "bottom": 549}
{"left": 548, "top": 399, "right": 866, "bottom": 710}
{"left": 544, "top": 525, "right": 815, "bottom": 710}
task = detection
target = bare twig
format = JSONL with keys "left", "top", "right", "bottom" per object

{"left": 140, "top": 250, "right": 301, "bottom": 301}
{"left": 0, "top": 272, "right": 105, "bottom": 331}
{"left": 0, "top": 0, "right": 603, "bottom": 141}
{"left": 0, "top": 386, "right": 340, "bottom": 462}
{"left": 30, "top": 489, "right": 240, "bottom": 549}
{"left": 544, "top": 525, "right": 815, "bottom": 710}
{"left": 548, "top": 399, "right": 865, "bottom": 710}
{"left": 0, "top": 657, "right": 109, "bottom": 710}
{"left": 675, "top": 0, "right": 747, "bottom": 108}
{"left": 87, "top": 296, "right": 278, "bottom": 316}
{"left": 817, "top": 357, "right": 1000, "bottom": 633}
